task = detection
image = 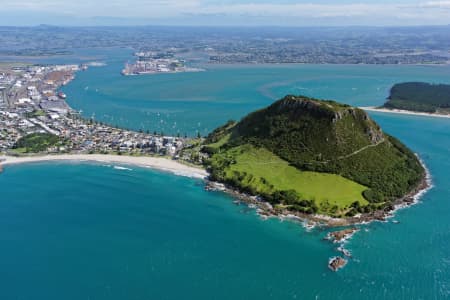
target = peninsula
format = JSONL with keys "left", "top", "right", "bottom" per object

{"left": 0, "top": 65, "right": 430, "bottom": 273}
{"left": 362, "top": 82, "right": 450, "bottom": 118}
{"left": 122, "top": 51, "right": 203, "bottom": 76}
{"left": 0, "top": 61, "right": 207, "bottom": 178}
{"left": 0, "top": 63, "right": 428, "bottom": 227}
{"left": 201, "top": 95, "right": 427, "bottom": 225}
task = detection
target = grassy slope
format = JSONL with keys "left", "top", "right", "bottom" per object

{"left": 210, "top": 144, "right": 368, "bottom": 213}
{"left": 229, "top": 96, "right": 423, "bottom": 202}
{"left": 207, "top": 133, "right": 231, "bottom": 149}
{"left": 204, "top": 96, "right": 424, "bottom": 216}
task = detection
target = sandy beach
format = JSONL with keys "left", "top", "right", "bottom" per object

{"left": 361, "top": 106, "right": 450, "bottom": 119}
{"left": 0, "top": 154, "right": 208, "bottom": 179}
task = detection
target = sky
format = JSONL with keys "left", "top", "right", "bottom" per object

{"left": 1, "top": 0, "right": 450, "bottom": 26}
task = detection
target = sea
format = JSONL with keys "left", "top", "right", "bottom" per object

{"left": 1, "top": 48, "right": 450, "bottom": 299}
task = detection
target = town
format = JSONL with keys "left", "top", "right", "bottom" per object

{"left": 122, "top": 51, "right": 203, "bottom": 75}
{"left": 1, "top": 26, "right": 449, "bottom": 66}
{"left": 0, "top": 63, "right": 195, "bottom": 160}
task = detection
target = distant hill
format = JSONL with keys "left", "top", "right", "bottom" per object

{"left": 383, "top": 82, "right": 450, "bottom": 113}
{"left": 203, "top": 95, "right": 425, "bottom": 218}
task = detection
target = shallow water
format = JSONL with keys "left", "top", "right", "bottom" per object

{"left": 1, "top": 50, "right": 450, "bottom": 299}
{"left": 61, "top": 48, "right": 450, "bottom": 136}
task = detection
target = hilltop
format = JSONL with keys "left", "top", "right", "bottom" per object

{"left": 383, "top": 82, "right": 450, "bottom": 113}
{"left": 203, "top": 95, "right": 425, "bottom": 219}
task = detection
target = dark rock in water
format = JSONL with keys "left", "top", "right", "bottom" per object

{"left": 326, "top": 228, "right": 358, "bottom": 243}
{"left": 328, "top": 256, "right": 347, "bottom": 271}
{"left": 404, "top": 197, "right": 415, "bottom": 204}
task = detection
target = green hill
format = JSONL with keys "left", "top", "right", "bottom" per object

{"left": 203, "top": 95, "right": 425, "bottom": 217}
{"left": 383, "top": 82, "right": 450, "bottom": 113}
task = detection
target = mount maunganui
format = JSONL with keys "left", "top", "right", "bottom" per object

{"left": 203, "top": 95, "right": 425, "bottom": 218}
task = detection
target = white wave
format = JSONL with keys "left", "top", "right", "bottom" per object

{"left": 388, "top": 156, "right": 433, "bottom": 218}
{"left": 113, "top": 166, "right": 133, "bottom": 171}
{"left": 143, "top": 166, "right": 205, "bottom": 179}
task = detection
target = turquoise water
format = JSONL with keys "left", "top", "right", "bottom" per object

{"left": 2, "top": 50, "right": 450, "bottom": 299}
{"left": 1, "top": 113, "right": 450, "bottom": 299}
{"left": 61, "top": 49, "right": 450, "bottom": 136}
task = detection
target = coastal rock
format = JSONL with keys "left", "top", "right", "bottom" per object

{"left": 326, "top": 228, "right": 358, "bottom": 243}
{"left": 204, "top": 181, "right": 226, "bottom": 192}
{"left": 328, "top": 256, "right": 347, "bottom": 272}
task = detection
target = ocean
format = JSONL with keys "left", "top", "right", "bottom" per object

{"left": 61, "top": 48, "right": 450, "bottom": 136}
{"left": 1, "top": 49, "right": 450, "bottom": 299}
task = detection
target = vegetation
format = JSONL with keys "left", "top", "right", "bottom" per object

{"left": 203, "top": 120, "right": 235, "bottom": 153}
{"left": 203, "top": 95, "right": 425, "bottom": 216}
{"left": 383, "top": 82, "right": 450, "bottom": 113}
{"left": 13, "top": 133, "right": 61, "bottom": 153}
{"left": 207, "top": 145, "right": 368, "bottom": 216}
{"left": 25, "top": 110, "right": 46, "bottom": 118}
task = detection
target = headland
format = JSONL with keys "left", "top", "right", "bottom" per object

{"left": 202, "top": 95, "right": 430, "bottom": 227}
{"left": 363, "top": 82, "right": 450, "bottom": 118}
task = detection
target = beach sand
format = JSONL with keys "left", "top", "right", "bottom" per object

{"left": 0, "top": 154, "right": 208, "bottom": 179}
{"left": 361, "top": 107, "right": 450, "bottom": 119}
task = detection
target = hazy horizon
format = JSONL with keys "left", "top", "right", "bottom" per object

{"left": 1, "top": 0, "right": 450, "bottom": 27}
{"left": 1, "top": 23, "right": 450, "bottom": 28}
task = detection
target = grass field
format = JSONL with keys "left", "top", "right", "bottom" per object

{"left": 207, "top": 133, "right": 231, "bottom": 149}
{"left": 211, "top": 144, "right": 368, "bottom": 212}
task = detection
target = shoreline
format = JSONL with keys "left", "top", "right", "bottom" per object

{"left": 121, "top": 68, "right": 205, "bottom": 76}
{"left": 1, "top": 153, "right": 431, "bottom": 228}
{"left": 205, "top": 158, "right": 432, "bottom": 228}
{"left": 361, "top": 106, "right": 450, "bottom": 119}
{"left": 0, "top": 154, "right": 208, "bottom": 179}
{"left": 385, "top": 156, "right": 433, "bottom": 218}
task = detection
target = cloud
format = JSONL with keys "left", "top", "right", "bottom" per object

{"left": 420, "top": 1, "right": 450, "bottom": 8}
{"left": 193, "top": 2, "right": 450, "bottom": 22}
{"left": 198, "top": 3, "right": 391, "bottom": 18}
{"left": 0, "top": 0, "right": 201, "bottom": 17}
{"left": 0, "top": 1, "right": 450, "bottom": 25}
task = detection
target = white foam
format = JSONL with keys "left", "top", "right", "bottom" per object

{"left": 113, "top": 166, "right": 133, "bottom": 171}
{"left": 387, "top": 156, "right": 433, "bottom": 218}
